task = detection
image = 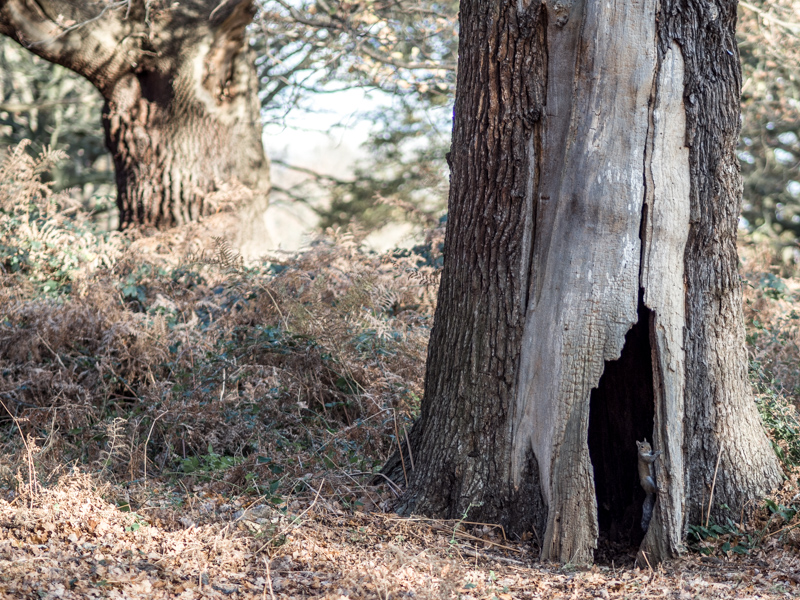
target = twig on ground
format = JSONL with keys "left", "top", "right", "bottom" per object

{"left": 706, "top": 442, "right": 724, "bottom": 527}
{"left": 393, "top": 411, "right": 408, "bottom": 487}
{"left": 263, "top": 556, "right": 276, "bottom": 600}
{"left": 458, "top": 546, "right": 525, "bottom": 566}
{"left": 143, "top": 411, "right": 169, "bottom": 484}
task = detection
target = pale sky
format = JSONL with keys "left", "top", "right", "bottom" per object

{"left": 260, "top": 87, "right": 443, "bottom": 253}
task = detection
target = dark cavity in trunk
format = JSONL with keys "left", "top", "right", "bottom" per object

{"left": 588, "top": 292, "right": 656, "bottom": 558}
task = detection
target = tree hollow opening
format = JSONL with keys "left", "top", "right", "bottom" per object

{"left": 588, "top": 292, "right": 656, "bottom": 560}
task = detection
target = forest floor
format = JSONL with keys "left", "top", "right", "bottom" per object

{"left": 0, "top": 470, "right": 799, "bottom": 599}
{"left": 2, "top": 153, "right": 800, "bottom": 598}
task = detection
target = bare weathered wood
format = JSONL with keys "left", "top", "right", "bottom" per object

{"left": 639, "top": 41, "right": 691, "bottom": 563}
{"left": 511, "top": 0, "right": 658, "bottom": 563}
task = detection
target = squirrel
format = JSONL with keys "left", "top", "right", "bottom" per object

{"left": 637, "top": 439, "right": 662, "bottom": 531}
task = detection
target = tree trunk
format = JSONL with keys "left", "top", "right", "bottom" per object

{"left": 0, "top": 0, "right": 270, "bottom": 231}
{"left": 385, "top": 0, "right": 782, "bottom": 565}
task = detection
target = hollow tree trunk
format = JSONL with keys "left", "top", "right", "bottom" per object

{"left": 0, "top": 0, "right": 270, "bottom": 231}
{"left": 385, "top": 0, "right": 782, "bottom": 565}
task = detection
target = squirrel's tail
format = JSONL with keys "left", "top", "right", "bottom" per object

{"left": 641, "top": 493, "right": 655, "bottom": 531}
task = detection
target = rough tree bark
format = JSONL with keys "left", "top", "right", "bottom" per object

{"left": 385, "top": 0, "right": 782, "bottom": 564}
{"left": 0, "top": 0, "right": 270, "bottom": 233}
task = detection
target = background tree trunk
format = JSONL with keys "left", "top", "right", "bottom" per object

{"left": 386, "top": 0, "right": 782, "bottom": 565}
{"left": 0, "top": 0, "right": 270, "bottom": 231}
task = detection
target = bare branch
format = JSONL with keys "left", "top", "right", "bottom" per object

{"left": 740, "top": 0, "right": 800, "bottom": 36}
{"left": 27, "top": 0, "right": 128, "bottom": 46}
{"left": 357, "top": 43, "right": 456, "bottom": 72}
{"left": 0, "top": 0, "right": 130, "bottom": 88}
{"left": 271, "top": 158, "right": 353, "bottom": 186}
{"left": 0, "top": 98, "right": 84, "bottom": 112}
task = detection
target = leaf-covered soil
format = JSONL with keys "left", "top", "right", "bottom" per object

{"left": 1, "top": 473, "right": 799, "bottom": 600}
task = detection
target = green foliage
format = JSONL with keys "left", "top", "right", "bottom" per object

{"left": 755, "top": 385, "right": 800, "bottom": 468}
{"left": 738, "top": 1, "right": 800, "bottom": 258}
{"left": 257, "top": 0, "right": 456, "bottom": 229}
{"left": 689, "top": 497, "right": 800, "bottom": 558}
{"left": 0, "top": 38, "right": 112, "bottom": 207}
{"left": 123, "top": 513, "right": 149, "bottom": 533}
{"left": 179, "top": 445, "right": 243, "bottom": 480}
{"left": 0, "top": 141, "right": 124, "bottom": 292}
{"left": 758, "top": 272, "right": 789, "bottom": 300}
{"left": 687, "top": 519, "right": 753, "bottom": 556}
{"left": 764, "top": 498, "right": 798, "bottom": 523}
{"left": 316, "top": 103, "right": 450, "bottom": 230}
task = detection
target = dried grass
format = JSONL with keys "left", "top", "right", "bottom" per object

{"left": 741, "top": 238, "right": 800, "bottom": 401}
{"left": 0, "top": 142, "right": 441, "bottom": 498}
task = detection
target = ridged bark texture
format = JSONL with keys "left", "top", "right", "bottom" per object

{"left": 387, "top": 0, "right": 782, "bottom": 566}
{"left": 386, "top": 0, "right": 548, "bottom": 536}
